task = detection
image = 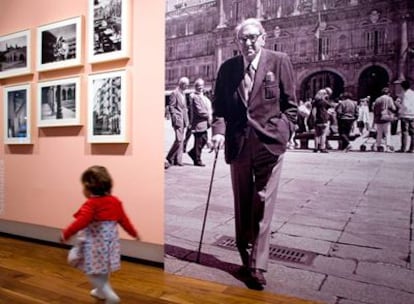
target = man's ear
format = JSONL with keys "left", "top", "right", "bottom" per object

{"left": 260, "top": 33, "right": 266, "bottom": 46}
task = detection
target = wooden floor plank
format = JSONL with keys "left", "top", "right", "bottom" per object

{"left": 0, "top": 235, "right": 321, "bottom": 304}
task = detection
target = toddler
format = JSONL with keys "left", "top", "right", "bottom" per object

{"left": 61, "top": 165, "right": 139, "bottom": 304}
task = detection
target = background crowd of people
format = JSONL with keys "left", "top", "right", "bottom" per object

{"left": 166, "top": 78, "right": 414, "bottom": 160}
{"left": 293, "top": 80, "right": 414, "bottom": 153}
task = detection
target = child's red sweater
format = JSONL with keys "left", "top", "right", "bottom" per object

{"left": 62, "top": 195, "right": 138, "bottom": 241}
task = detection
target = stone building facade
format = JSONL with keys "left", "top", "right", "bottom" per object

{"left": 165, "top": 0, "right": 413, "bottom": 103}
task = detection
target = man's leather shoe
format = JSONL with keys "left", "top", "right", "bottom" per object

{"left": 194, "top": 162, "right": 205, "bottom": 167}
{"left": 248, "top": 269, "right": 266, "bottom": 290}
{"left": 236, "top": 265, "right": 250, "bottom": 277}
{"left": 164, "top": 161, "right": 170, "bottom": 169}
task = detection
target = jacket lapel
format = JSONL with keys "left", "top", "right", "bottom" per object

{"left": 234, "top": 56, "right": 248, "bottom": 107}
{"left": 249, "top": 49, "right": 268, "bottom": 104}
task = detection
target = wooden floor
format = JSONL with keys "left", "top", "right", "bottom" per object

{"left": 0, "top": 234, "right": 320, "bottom": 304}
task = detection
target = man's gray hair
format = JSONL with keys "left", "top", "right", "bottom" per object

{"left": 194, "top": 77, "right": 204, "bottom": 86}
{"left": 235, "top": 18, "right": 266, "bottom": 39}
{"left": 178, "top": 77, "right": 189, "bottom": 85}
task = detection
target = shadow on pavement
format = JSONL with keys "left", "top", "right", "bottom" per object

{"left": 165, "top": 244, "right": 264, "bottom": 290}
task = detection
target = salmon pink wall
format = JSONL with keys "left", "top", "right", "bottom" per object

{"left": 0, "top": 0, "right": 165, "bottom": 246}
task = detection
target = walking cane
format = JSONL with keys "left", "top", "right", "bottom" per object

{"left": 196, "top": 147, "right": 219, "bottom": 263}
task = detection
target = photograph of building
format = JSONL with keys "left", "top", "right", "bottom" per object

{"left": 0, "top": 36, "right": 27, "bottom": 72}
{"left": 166, "top": 0, "right": 414, "bottom": 103}
{"left": 91, "top": 76, "right": 122, "bottom": 136}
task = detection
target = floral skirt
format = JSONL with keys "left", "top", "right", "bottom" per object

{"left": 68, "top": 221, "right": 121, "bottom": 275}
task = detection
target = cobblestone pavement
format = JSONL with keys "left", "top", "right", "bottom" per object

{"left": 164, "top": 120, "right": 414, "bottom": 304}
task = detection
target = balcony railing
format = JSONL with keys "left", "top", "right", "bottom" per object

{"left": 291, "top": 43, "right": 398, "bottom": 65}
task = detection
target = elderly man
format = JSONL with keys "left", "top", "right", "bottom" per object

{"left": 166, "top": 77, "right": 190, "bottom": 167}
{"left": 211, "top": 18, "right": 297, "bottom": 290}
{"left": 187, "top": 78, "right": 212, "bottom": 166}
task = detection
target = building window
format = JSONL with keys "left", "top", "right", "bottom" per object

{"left": 317, "top": 37, "right": 330, "bottom": 60}
{"left": 186, "top": 20, "right": 194, "bottom": 35}
{"left": 182, "top": 66, "right": 189, "bottom": 78}
{"left": 178, "top": 23, "right": 186, "bottom": 36}
{"left": 264, "top": 0, "right": 279, "bottom": 17}
{"left": 274, "top": 42, "right": 284, "bottom": 52}
{"left": 207, "top": 39, "right": 214, "bottom": 53}
{"left": 299, "top": 40, "right": 307, "bottom": 57}
{"left": 231, "top": 0, "right": 243, "bottom": 23}
{"left": 167, "top": 23, "right": 177, "bottom": 38}
{"left": 338, "top": 34, "right": 347, "bottom": 53}
{"left": 168, "top": 46, "right": 174, "bottom": 58}
{"left": 365, "top": 30, "right": 385, "bottom": 54}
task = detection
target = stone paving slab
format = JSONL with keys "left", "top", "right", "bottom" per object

{"left": 348, "top": 214, "right": 409, "bottom": 229}
{"left": 321, "top": 276, "right": 414, "bottom": 304}
{"left": 345, "top": 221, "right": 410, "bottom": 240}
{"left": 339, "top": 231, "right": 410, "bottom": 252}
{"left": 278, "top": 223, "right": 342, "bottom": 242}
{"left": 356, "top": 261, "right": 414, "bottom": 293}
{"left": 312, "top": 255, "right": 357, "bottom": 277}
{"left": 330, "top": 243, "right": 408, "bottom": 267}
{"left": 288, "top": 214, "right": 348, "bottom": 230}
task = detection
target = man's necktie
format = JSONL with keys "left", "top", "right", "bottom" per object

{"left": 243, "top": 63, "right": 255, "bottom": 101}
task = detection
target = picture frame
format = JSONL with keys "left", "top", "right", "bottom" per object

{"left": 3, "top": 84, "right": 31, "bottom": 145}
{"left": 37, "top": 16, "right": 83, "bottom": 72}
{"left": 88, "top": 0, "right": 130, "bottom": 63}
{"left": 0, "top": 30, "right": 32, "bottom": 79}
{"left": 87, "top": 70, "right": 127, "bottom": 143}
{"left": 37, "top": 76, "right": 81, "bottom": 127}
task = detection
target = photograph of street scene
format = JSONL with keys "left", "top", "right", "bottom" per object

{"left": 92, "top": 0, "right": 123, "bottom": 55}
{"left": 164, "top": 1, "right": 414, "bottom": 304}
{"left": 0, "top": 33, "right": 27, "bottom": 72}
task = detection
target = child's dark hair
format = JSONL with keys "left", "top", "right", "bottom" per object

{"left": 81, "top": 165, "right": 112, "bottom": 196}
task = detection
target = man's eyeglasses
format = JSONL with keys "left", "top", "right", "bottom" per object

{"left": 238, "top": 34, "right": 262, "bottom": 44}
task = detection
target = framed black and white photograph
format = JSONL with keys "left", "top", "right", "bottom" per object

{"left": 88, "top": 70, "right": 127, "bottom": 143}
{"left": 3, "top": 84, "right": 31, "bottom": 144}
{"left": 37, "top": 16, "right": 83, "bottom": 72}
{"left": 88, "top": 0, "right": 130, "bottom": 63}
{"left": 37, "top": 77, "right": 81, "bottom": 127}
{"left": 0, "top": 30, "right": 31, "bottom": 79}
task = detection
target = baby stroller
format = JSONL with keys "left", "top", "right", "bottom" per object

{"left": 359, "top": 128, "right": 394, "bottom": 152}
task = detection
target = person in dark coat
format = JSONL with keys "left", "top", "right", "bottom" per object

{"left": 211, "top": 18, "right": 297, "bottom": 290}
{"left": 187, "top": 78, "right": 212, "bottom": 166}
